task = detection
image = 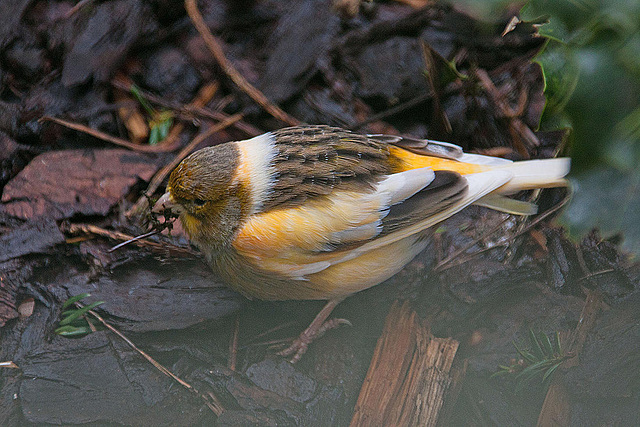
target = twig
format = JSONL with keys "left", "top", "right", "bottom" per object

{"left": 41, "top": 116, "right": 183, "bottom": 153}
{"left": 64, "top": 0, "right": 93, "bottom": 18}
{"left": 184, "top": 0, "right": 300, "bottom": 126}
{"left": 111, "top": 79, "right": 262, "bottom": 137}
{"left": 475, "top": 68, "right": 538, "bottom": 157}
{"left": 0, "top": 361, "right": 19, "bottom": 369}
{"left": 244, "top": 320, "right": 298, "bottom": 345}
{"left": 83, "top": 305, "right": 225, "bottom": 416}
{"left": 433, "top": 217, "right": 511, "bottom": 272}
{"left": 578, "top": 269, "right": 615, "bottom": 281}
{"left": 65, "top": 223, "right": 199, "bottom": 257}
{"left": 126, "top": 113, "right": 243, "bottom": 219}
{"left": 107, "top": 229, "right": 161, "bottom": 253}
{"left": 436, "top": 190, "right": 571, "bottom": 272}
{"left": 353, "top": 92, "right": 433, "bottom": 130}
{"left": 228, "top": 316, "right": 239, "bottom": 371}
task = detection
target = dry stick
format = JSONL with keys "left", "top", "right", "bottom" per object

{"left": 0, "top": 361, "right": 19, "bottom": 369}
{"left": 433, "top": 217, "right": 511, "bottom": 272}
{"left": 107, "top": 229, "right": 160, "bottom": 253}
{"left": 111, "top": 79, "right": 262, "bottom": 137}
{"left": 436, "top": 190, "right": 571, "bottom": 272}
{"left": 184, "top": 0, "right": 300, "bottom": 126}
{"left": 126, "top": 113, "right": 243, "bottom": 219}
{"left": 115, "top": 76, "right": 221, "bottom": 152}
{"left": 83, "top": 306, "right": 225, "bottom": 416}
{"left": 65, "top": 223, "right": 199, "bottom": 257}
{"left": 153, "top": 81, "right": 220, "bottom": 149}
{"left": 41, "top": 116, "right": 185, "bottom": 153}
{"left": 353, "top": 78, "right": 464, "bottom": 130}
{"left": 228, "top": 316, "right": 240, "bottom": 371}
{"left": 64, "top": 0, "right": 93, "bottom": 18}
{"left": 475, "top": 68, "right": 538, "bottom": 158}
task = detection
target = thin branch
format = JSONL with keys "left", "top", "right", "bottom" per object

{"left": 434, "top": 217, "right": 511, "bottom": 272}
{"left": 0, "top": 361, "right": 20, "bottom": 369}
{"left": 64, "top": 0, "right": 93, "bottom": 18}
{"left": 184, "top": 0, "right": 300, "bottom": 126}
{"left": 64, "top": 223, "right": 199, "bottom": 257}
{"left": 475, "top": 68, "right": 538, "bottom": 157}
{"left": 353, "top": 92, "right": 433, "bottom": 130}
{"left": 107, "top": 229, "right": 161, "bottom": 253}
{"left": 436, "top": 189, "right": 571, "bottom": 272}
{"left": 83, "top": 305, "right": 225, "bottom": 416}
{"left": 111, "top": 78, "right": 262, "bottom": 137}
{"left": 41, "top": 116, "right": 183, "bottom": 153}
{"left": 228, "top": 316, "right": 239, "bottom": 371}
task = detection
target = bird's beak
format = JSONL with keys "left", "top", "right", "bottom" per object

{"left": 152, "top": 192, "right": 177, "bottom": 214}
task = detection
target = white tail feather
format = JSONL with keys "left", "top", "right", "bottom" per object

{"left": 493, "top": 158, "right": 570, "bottom": 194}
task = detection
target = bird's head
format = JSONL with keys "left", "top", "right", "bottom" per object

{"left": 153, "top": 143, "right": 250, "bottom": 249}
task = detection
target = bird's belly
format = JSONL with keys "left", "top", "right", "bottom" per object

{"left": 213, "top": 234, "right": 429, "bottom": 301}
{"left": 306, "top": 234, "right": 429, "bottom": 299}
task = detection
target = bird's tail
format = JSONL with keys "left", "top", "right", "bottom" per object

{"left": 494, "top": 157, "right": 571, "bottom": 194}
{"left": 472, "top": 157, "right": 570, "bottom": 215}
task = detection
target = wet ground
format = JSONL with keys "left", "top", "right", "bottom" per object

{"left": 1, "top": 1, "right": 639, "bottom": 425}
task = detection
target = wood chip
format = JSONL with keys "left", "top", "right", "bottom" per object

{"left": 351, "top": 301, "right": 463, "bottom": 427}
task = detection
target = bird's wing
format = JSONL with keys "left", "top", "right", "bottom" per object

{"left": 233, "top": 166, "right": 512, "bottom": 279}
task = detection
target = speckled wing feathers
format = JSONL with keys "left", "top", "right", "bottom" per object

{"left": 262, "top": 126, "right": 391, "bottom": 211}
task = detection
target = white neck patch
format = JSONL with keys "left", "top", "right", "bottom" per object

{"left": 235, "top": 132, "right": 278, "bottom": 215}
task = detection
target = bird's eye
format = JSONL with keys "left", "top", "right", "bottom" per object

{"left": 193, "top": 198, "right": 207, "bottom": 207}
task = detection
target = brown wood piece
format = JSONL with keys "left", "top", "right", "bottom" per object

{"left": 350, "top": 300, "right": 462, "bottom": 427}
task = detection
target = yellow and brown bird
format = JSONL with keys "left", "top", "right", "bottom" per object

{"left": 153, "top": 125, "right": 569, "bottom": 361}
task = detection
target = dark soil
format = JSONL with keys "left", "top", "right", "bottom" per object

{"left": 1, "top": 1, "right": 638, "bottom": 425}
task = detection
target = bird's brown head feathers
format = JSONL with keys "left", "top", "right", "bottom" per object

{"left": 166, "top": 143, "right": 250, "bottom": 249}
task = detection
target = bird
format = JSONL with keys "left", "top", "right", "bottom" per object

{"left": 153, "top": 125, "right": 570, "bottom": 362}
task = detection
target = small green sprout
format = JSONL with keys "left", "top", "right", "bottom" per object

{"left": 130, "top": 84, "right": 174, "bottom": 145}
{"left": 55, "top": 293, "right": 105, "bottom": 337}
{"left": 492, "top": 329, "right": 574, "bottom": 393}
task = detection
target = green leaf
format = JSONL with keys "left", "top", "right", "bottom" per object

{"left": 513, "top": 341, "right": 537, "bottom": 363}
{"left": 148, "top": 111, "right": 174, "bottom": 145}
{"left": 518, "top": 0, "right": 640, "bottom": 255}
{"left": 542, "top": 362, "right": 562, "bottom": 383}
{"left": 529, "top": 329, "right": 545, "bottom": 360}
{"left": 130, "top": 84, "right": 155, "bottom": 116}
{"left": 491, "top": 368, "right": 511, "bottom": 378}
{"left": 149, "top": 126, "right": 160, "bottom": 146}
{"left": 539, "top": 331, "right": 554, "bottom": 357}
{"left": 59, "top": 301, "right": 105, "bottom": 326}
{"left": 554, "top": 331, "right": 562, "bottom": 354}
{"left": 62, "top": 293, "right": 91, "bottom": 309}
{"left": 562, "top": 168, "right": 640, "bottom": 254}
{"left": 55, "top": 325, "right": 93, "bottom": 337}
{"left": 535, "top": 43, "right": 580, "bottom": 118}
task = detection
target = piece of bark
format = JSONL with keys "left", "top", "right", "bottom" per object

{"left": 350, "top": 300, "right": 462, "bottom": 427}
{"left": 0, "top": 218, "right": 64, "bottom": 262}
{"left": 61, "top": 0, "right": 156, "bottom": 87}
{"left": 0, "top": 260, "right": 20, "bottom": 327}
{"left": 1, "top": 149, "right": 158, "bottom": 220}
{"left": 258, "top": 0, "right": 340, "bottom": 104}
